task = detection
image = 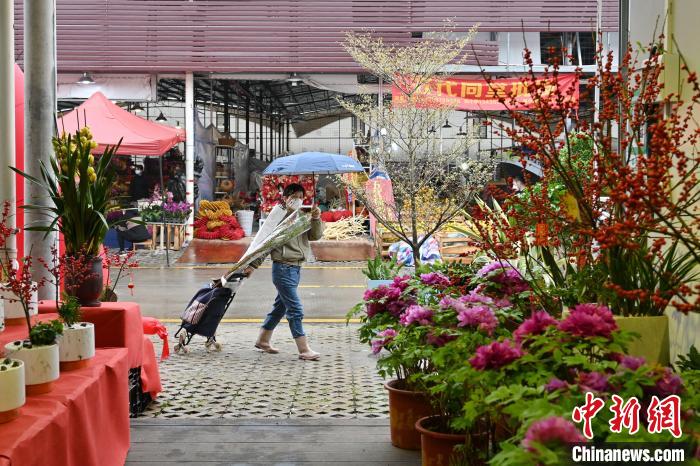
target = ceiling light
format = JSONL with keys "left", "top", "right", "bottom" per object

{"left": 132, "top": 102, "right": 144, "bottom": 113}
{"left": 175, "top": 121, "right": 181, "bottom": 128}
{"left": 442, "top": 119, "right": 452, "bottom": 129}
{"left": 156, "top": 112, "right": 167, "bottom": 122}
{"left": 77, "top": 72, "right": 95, "bottom": 85}
{"left": 428, "top": 126, "right": 436, "bottom": 134}
{"left": 457, "top": 125, "right": 467, "bottom": 136}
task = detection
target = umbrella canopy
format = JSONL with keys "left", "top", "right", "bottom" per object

{"left": 58, "top": 91, "right": 186, "bottom": 156}
{"left": 498, "top": 160, "right": 543, "bottom": 181}
{"left": 263, "top": 152, "right": 364, "bottom": 176}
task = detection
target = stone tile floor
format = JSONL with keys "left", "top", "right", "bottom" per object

{"left": 143, "top": 323, "right": 389, "bottom": 420}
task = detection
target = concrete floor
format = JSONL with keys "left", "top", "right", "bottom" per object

{"left": 112, "top": 262, "right": 367, "bottom": 320}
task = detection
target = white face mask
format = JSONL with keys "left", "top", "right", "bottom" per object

{"left": 286, "top": 198, "right": 303, "bottom": 211}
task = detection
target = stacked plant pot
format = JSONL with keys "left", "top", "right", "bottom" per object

{"left": 0, "top": 358, "right": 25, "bottom": 423}
{"left": 4, "top": 339, "right": 59, "bottom": 395}
{"left": 59, "top": 322, "right": 95, "bottom": 370}
{"left": 0, "top": 283, "right": 38, "bottom": 325}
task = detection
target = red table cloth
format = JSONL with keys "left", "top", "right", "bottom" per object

{"left": 0, "top": 348, "right": 130, "bottom": 466}
{"left": 7, "top": 301, "right": 162, "bottom": 398}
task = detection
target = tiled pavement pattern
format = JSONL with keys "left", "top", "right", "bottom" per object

{"left": 107, "top": 247, "right": 186, "bottom": 267}
{"left": 143, "top": 323, "right": 389, "bottom": 420}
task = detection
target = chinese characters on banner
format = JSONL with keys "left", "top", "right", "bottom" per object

{"left": 572, "top": 392, "right": 683, "bottom": 439}
{"left": 391, "top": 74, "right": 579, "bottom": 111}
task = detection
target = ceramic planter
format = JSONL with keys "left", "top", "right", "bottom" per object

{"left": 384, "top": 379, "right": 435, "bottom": 450}
{"left": 4, "top": 341, "right": 59, "bottom": 395}
{"left": 0, "top": 282, "right": 38, "bottom": 325}
{"left": 65, "top": 256, "right": 104, "bottom": 307}
{"left": 615, "top": 315, "right": 670, "bottom": 366}
{"left": 415, "top": 416, "right": 469, "bottom": 466}
{"left": 367, "top": 279, "right": 393, "bottom": 290}
{"left": 0, "top": 359, "right": 25, "bottom": 423}
{"left": 59, "top": 323, "right": 95, "bottom": 371}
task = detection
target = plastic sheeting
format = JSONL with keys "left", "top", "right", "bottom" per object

{"left": 194, "top": 118, "right": 217, "bottom": 204}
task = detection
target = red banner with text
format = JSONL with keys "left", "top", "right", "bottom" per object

{"left": 391, "top": 74, "right": 579, "bottom": 111}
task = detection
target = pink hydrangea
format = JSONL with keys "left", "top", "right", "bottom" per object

{"left": 371, "top": 328, "right": 398, "bottom": 354}
{"left": 522, "top": 417, "right": 586, "bottom": 451}
{"left": 469, "top": 339, "right": 524, "bottom": 370}
{"left": 577, "top": 371, "right": 609, "bottom": 392}
{"left": 456, "top": 305, "right": 498, "bottom": 335}
{"left": 544, "top": 378, "right": 569, "bottom": 392}
{"left": 514, "top": 311, "right": 558, "bottom": 342}
{"left": 558, "top": 303, "right": 618, "bottom": 339}
{"left": 399, "top": 304, "right": 433, "bottom": 326}
{"left": 420, "top": 272, "right": 451, "bottom": 287}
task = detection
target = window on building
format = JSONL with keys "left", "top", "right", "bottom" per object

{"left": 540, "top": 32, "right": 596, "bottom": 66}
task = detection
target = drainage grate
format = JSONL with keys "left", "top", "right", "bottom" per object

{"left": 143, "top": 323, "right": 389, "bottom": 419}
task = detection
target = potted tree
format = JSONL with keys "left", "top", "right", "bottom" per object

{"left": 13, "top": 126, "right": 121, "bottom": 306}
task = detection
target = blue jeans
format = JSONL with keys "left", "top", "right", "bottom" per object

{"left": 262, "top": 262, "right": 305, "bottom": 338}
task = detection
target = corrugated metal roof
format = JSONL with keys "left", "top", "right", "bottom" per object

{"left": 13, "top": 0, "right": 617, "bottom": 74}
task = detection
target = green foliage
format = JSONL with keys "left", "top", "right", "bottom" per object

{"left": 12, "top": 127, "right": 121, "bottom": 256}
{"left": 58, "top": 294, "right": 82, "bottom": 327}
{"left": 29, "top": 320, "right": 64, "bottom": 346}
{"left": 677, "top": 345, "right": 700, "bottom": 372}
{"left": 362, "top": 255, "right": 403, "bottom": 280}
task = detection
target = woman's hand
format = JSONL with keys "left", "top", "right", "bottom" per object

{"left": 310, "top": 206, "right": 321, "bottom": 219}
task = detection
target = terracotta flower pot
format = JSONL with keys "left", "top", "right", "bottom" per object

{"left": 384, "top": 379, "right": 434, "bottom": 450}
{"left": 0, "top": 359, "right": 25, "bottom": 423}
{"left": 66, "top": 256, "right": 104, "bottom": 307}
{"left": 415, "top": 416, "right": 468, "bottom": 466}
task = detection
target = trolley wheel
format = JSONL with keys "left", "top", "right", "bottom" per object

{"left": 205, "top": 337, "right": 222, "bottom": 352}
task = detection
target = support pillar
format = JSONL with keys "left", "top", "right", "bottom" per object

{"left": 24, "top": 0, "right": 57, "bottom": 298}
{"left": 185, "top": 72, "right": 195, "bottom": 240}
{"left": 0, "top": 0, "right": 16, "bottom": 254}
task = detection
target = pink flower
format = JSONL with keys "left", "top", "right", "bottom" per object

{"left": 514, "top": 311, "right": 557, "bottom": 342}
{"left": 420, "top": 272, "right": 451, "bottom": 287}
{"left": 392, "top": 275, "right": 411, "bottom": 291}
{"left": 558, "top": 303, "right": 618, "bottom": 338}
{"left": 522, "top": 417, "right": 586, "bottom": 451}
{"left": 613, "top": 354, "right": 646, "bottom": 371}
{"left": 363, "top": 284, "right": 414, "bottom": 318}
{"left": 645, "top": 367, "right": 683, "bottom": 398}
{"left": 426, "top": 330, "right": 457, "bottom": 347}
{"left": 545, "top": 378, "right": 569, "bottom": 392}
{"left": 476, "top": 261, "right": 530, "bottom": 294}
{"left": 371, "top": 328, "right": 397, "bottom": 354}
{"left": 459, "top": 291, "right": 494, "bottom": 305}
{"left": 456, "top": 305, "right": 498, "bottom": 335}
{"left": 469, "top": 339, "right": 523, "bottom": 370}
{"left": 399, "top": 305, "right": 433, "bottom": 326}
{"left": 577, "top": 371, "right": 609, "bottom": 392}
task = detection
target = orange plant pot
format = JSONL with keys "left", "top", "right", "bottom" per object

{"left": 384, "top": 379, "right": 434, "bottom": 450}
{"left": 415, "top": 416, "right": 468, "bottom": 466}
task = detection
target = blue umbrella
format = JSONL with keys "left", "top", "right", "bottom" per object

{"left": 263, "top": 152, "right": 364, "bottom": 176}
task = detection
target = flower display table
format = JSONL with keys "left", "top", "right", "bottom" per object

{"left": 148, "top": 222, "right": 187, "bottom": 250}
{"left": 0, "top": 348, "right": 130, "bottom": 466}
{"left": 34, "top": 301, "right": 162, "bottom": 413}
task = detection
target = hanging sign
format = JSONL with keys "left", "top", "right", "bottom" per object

{"left": 391, "top": 74, "right": 579, "bottom": 111}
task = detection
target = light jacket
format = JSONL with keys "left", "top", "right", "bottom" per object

{"left": 250, "top": 211, "right": 324, "bottom": 268}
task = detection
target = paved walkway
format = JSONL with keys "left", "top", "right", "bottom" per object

{"left": 112, "top": 260, "right": 368, "bottom": 320}
{"left": 128, "top": 324, "right": 421, "bottom": 465}
{"left": 144, "top": 323, "right": 387, "bottom": 419}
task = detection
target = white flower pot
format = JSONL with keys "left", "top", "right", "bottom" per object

{"left": 4, "top": 341, "right": 59, "bottom": 394}
{"left": 0, "top": 359, "right": 25, "bottom": 423}
{"left": 59, "top": 323, "right": 95, "bottom": 370}
{"left": 0, "top": 282, "right": 38, "bottom": 322}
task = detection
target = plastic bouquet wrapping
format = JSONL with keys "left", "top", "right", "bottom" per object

{"left": 225, "top": 210, "right": 311, "bottom": 275}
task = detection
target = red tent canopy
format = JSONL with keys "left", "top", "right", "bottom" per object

{"left": 58, "top": 91, "right": 185, "bottom": 156}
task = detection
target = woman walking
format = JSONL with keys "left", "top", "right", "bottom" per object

{"left": 245, "top": 183, "right": 324, "bottom": 360}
